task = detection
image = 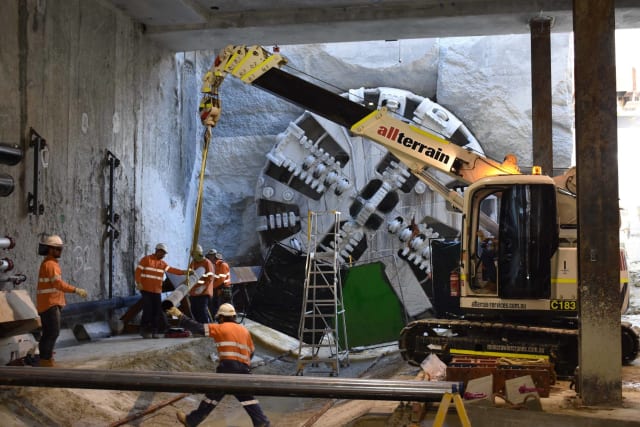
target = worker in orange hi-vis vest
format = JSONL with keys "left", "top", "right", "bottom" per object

{"left": 36, "top": 234, "right": 88, "bottom": 367}
{"left": 135, "top": 243, "right": 189, "bottom": 338}
{"left": 168, "top": 303, "right": 271, "bottom": 427}
{"left": 188, "top": 244, "right": 215, "bottom": 323}
{"left": 210, "top": 252, "right": 231, "bottom": 317}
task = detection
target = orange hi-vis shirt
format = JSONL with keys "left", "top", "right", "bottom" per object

{"left": 213, "top": 260, "right": 231, "bottom": 290}
{"left": 189, "top": 258, "right": 215, "bottom": 297}
{"left": 135, "top": 254, "right": 185, "bottom": 294}
{"left": 36, "top": 256, "right": 77, "bottom": 313}
{"left": 206, "top": 321, "right": 254, "bottom": 366}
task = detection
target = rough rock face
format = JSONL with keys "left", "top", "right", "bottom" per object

{"left": 0, "top": 1, "right": 198, "bottom": 303}
{"left": 437, "top": 35, "right": 574, "bottom": 169}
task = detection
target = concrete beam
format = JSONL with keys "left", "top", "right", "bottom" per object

{"left": 108, "top": 0, "right": 640, "bottom": 51}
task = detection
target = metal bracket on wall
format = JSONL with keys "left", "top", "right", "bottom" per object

{"left": 27, "top": 128, "right": 46, "bottom": 216}
{"left": 105, "top": 150, "right": 120, "bottom": 299}
{"left": 105, "top": 150, "right": 120, "bottom": 238}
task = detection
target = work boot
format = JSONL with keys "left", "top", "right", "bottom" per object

{"left": 152, "top": 333, "right": 161, "bottom": 339}
{"left": 39, "top": 358, "right": 55, "bottom": 367}
{"left": 184, "top": 400, "right": 215, "bottom": 425}
{"left": 141, "top": 331, "right": 152, "bottom": 339}
{"left": 176, "top": 410, "right": 190, "bottom": 427}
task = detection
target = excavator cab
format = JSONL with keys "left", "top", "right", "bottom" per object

{"left": 463, "top": 176, "right": 559, "bottom": 311}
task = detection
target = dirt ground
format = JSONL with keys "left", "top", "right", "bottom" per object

{"left": 3, "top": 313, "right": 640, "bottom": 427}
{"left": 0, "top": 334, "right": 416, "bottom": 427}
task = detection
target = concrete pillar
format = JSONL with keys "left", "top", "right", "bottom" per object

{"left": 573, "top": 0, "right": 622, "bottom": 405}
{"left": 530, "top": 16, "right": 553, "bottom": 175}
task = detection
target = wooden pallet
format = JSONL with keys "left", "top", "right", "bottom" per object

{"left": 445, "top": 356, "right": 554, "bottom": 397}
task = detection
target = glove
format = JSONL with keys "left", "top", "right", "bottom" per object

{"left": 186, "top": 269, "right": 195, "bottom": 275}
{"left": 166, "top": 306, "right": 183, "bottom": 318}
{"left": 135, "top": 282, "right": 142, "bottom": 291}
{"left": 75, "top": 288, "right": 88, "bottom": 298}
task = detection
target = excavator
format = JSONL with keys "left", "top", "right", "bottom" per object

{"left": 199, "top": 45, "right": 639, "bottom": 376}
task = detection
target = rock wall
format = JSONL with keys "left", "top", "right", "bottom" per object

{"left": 437, "top": 35, "right": 575, "bottom": 168}
{"left": 0, "top": 0, "right": 198, "bottom": 303}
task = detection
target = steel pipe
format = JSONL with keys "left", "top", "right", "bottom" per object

{"left": 161, "top": 267, "right": 204, "bottom": 310}
{"left": 0, "top": 367, "right": 462, "bottom": 402}
{"left": 0, "top": 143, "right": 23, "bottom": 165}
{"left": 0, "top": 236, "right": 15, "bottom": 250}
{"left": 61, "top": 295, "right": 140, "bottom": 317}
{"left": 0, "top": 173, "right": 14, "bottom": 197}
{"left": 0, "top": 258, "right": 13, "bottom": 273}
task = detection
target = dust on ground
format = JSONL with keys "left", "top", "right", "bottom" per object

{"left": 0, "top": 337, "right": 223, "bottom": 427}
{"left": 0, "top": 334, "right": 413, "bottom": 427}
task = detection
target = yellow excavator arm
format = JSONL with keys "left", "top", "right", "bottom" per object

{"left": 199, "top": 45, "right": 522, "bottom": 195}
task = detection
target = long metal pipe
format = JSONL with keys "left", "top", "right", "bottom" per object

{"left": 161, "top": 267, "right": 205, "bottom": 310}
{"left": 61, "top": 295, "right": 139, "bottom": 317}
{"left": 0, "top": 367, "right": 462, "bottom": 402}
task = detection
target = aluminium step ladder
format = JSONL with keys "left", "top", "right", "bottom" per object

{"left": 296, "top": 210, "right": 349, "bottom": 376}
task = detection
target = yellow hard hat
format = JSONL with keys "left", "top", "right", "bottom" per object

{"left": 216, "top": 303, "right": 236, "bottom": 318}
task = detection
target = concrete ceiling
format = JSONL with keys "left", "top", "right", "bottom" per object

{"left": 102, "top": 0, "right": 640, "bottom": 52}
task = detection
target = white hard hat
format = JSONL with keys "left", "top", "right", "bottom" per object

{"left": 206, "top": 248, "right": 217, "bottom": 256}
{"left": 43, "top": 235, "right": 64, "bottom": 248}
{"left": 216, "top": 303, "right": 236, "bottom": 318}
{"left": 215, "top": 252, "right": 223, "bottom": 260}
{"left": 192, "top": 244, "right": 203, "bottom": 257}
{"left": 155, "top": 243, "right": 168, "bottom": 253}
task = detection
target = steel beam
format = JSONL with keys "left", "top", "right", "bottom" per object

{"left": 0, "top": 367, "right": 462, "bottom": 402}
{"left": 530, "top": 15, "right": 553, "bottom": 175}
{"left": 573, "top": 0, "right": 622, "bottom": 406}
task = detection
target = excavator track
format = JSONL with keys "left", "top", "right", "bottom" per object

{"left": 399, "top": 318, "right": 640, "bottom": 378}
{"left": 621, "top": 321, "right": 640, "bottom": 364}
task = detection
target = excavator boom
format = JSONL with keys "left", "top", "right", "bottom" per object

{"left": 201, "top": 46, "right": 521, "bottom": 195}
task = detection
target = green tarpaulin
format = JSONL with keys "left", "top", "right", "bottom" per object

{"left": 340, "top": 262, "right": 406, "bottom": 348}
